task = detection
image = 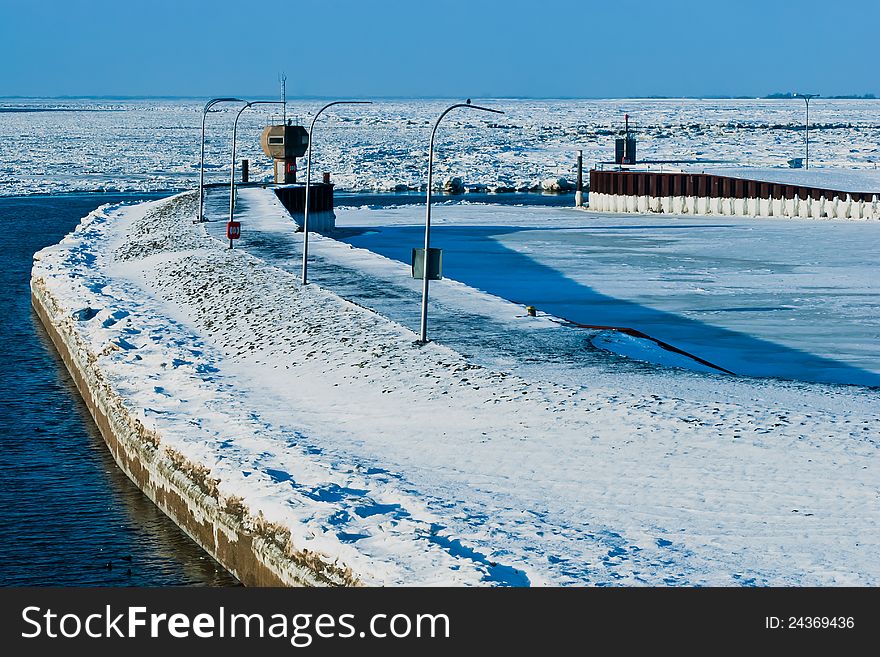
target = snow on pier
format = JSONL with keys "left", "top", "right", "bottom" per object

{"left": 31, "top": 189, "right": 880, "bottom": 585}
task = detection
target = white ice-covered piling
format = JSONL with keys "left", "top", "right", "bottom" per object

{"left": 588, "top": 169, "right": 880, "bottom": 220}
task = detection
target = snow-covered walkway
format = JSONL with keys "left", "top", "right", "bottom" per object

{"left": 33, "top": 188, "right": 880, "bottom": 585}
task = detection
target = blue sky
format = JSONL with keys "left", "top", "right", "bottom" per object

{"left": 1, "top": 0, "right": 877, "bottom": 98}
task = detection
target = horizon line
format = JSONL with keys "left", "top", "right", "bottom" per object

{"left": 2, "top": 94, "right": 879, "bottom": 102}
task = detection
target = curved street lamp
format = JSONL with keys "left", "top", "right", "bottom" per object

{"left": 198, "top": 97, "right": 244, "bottom": 223}
{"left": 301, "top": 100, "right": 372, "bottom": 284}
{"left": 228, "top": 100, "right": 285, "bottom": 244}
{"left": 418, "top": 99, "right": 503, "bottom": 344}
{"left": 793, "top": 92, "right": 818, "bottom": 169}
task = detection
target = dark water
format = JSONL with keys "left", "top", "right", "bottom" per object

{"left": 0, "top": 193, "right": 238, "bottom": 587}
{"left": 335, "top": 190, "right": 576, "bottom": 209}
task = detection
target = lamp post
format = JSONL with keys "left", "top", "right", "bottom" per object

{"left": 301, "top": 100, "right": 372, "bottom": 285}
{"left": 418, "top": 99, "right": 503, "bottom": 344}
{"left": 198, "top": 97, "right": 244, "bottom": 223}
{"left": 229, "top": 101, "right": 284, "bottom": 244}
{"left": 794, "top": 93, "right": 818, "bottom": 169}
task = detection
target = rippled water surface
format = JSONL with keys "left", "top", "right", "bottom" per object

{"left": 0, "top": 193, "right": 238, "bottom": 586}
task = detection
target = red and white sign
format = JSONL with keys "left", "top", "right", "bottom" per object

{"left": 227, "top": 221, "right": 241, "bottom": 240}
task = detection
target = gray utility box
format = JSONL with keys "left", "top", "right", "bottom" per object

{"left": 411, "top": 248, "right": 442, "bottom": 280}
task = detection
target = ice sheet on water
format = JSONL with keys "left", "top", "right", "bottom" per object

{"left": 3, "top": 98, "right": 880, "bottom": 197}
{"left": 699, "top": 167, "right": 880, "bottom": 193}
{"left": 329, "top": 203, "right": 880, "bottom": 387}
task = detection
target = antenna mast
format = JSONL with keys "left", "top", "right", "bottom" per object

{"left": 280, "top": 73, "right": 287, "bottom": 124}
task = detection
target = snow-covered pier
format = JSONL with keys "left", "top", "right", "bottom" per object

{"left": 588, "top": 168, "right": 880, "bottom": 219}
{"left": 30, "top": 189, "right": 880, "bottom": 586}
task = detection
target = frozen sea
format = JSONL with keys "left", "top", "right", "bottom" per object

{"left": 2, "top": 97, "right": 880, "bottom": 197}
{"left": 332, "top": 204, "right": 880, "bottom": 388}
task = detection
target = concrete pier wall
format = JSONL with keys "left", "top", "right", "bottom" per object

{"left": 30, "top": 276, "right": 359, "bottom": 587}
{"left": 274, "top": 184, "right": 336, "bottom": 233}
